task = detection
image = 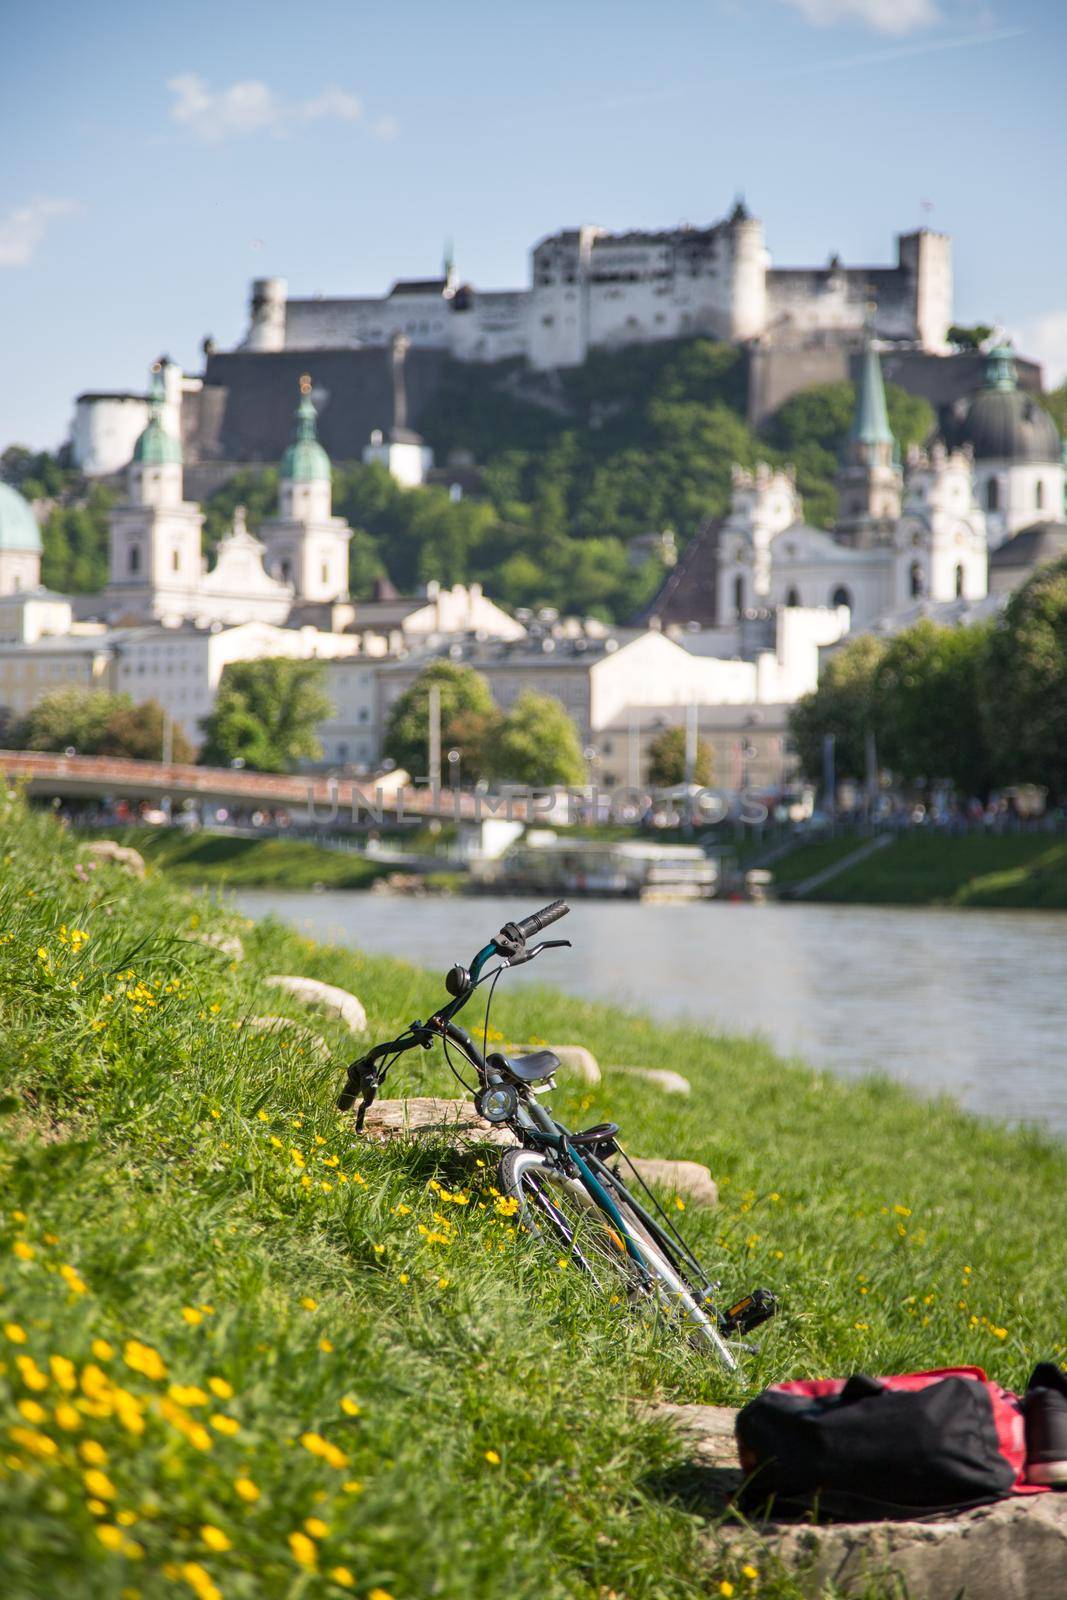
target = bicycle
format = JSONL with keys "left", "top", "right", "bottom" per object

{"left": 337, "top": 899, "right": 777, "bottom": 1370}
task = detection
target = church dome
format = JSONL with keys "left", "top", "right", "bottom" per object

{"left": 0, "top": 482, "right": 42, "bottom": 552}
{"left": 132, "top": 366, "right": 182, "bottom": 466}
{"left": 947, "top": 345, "right": 1061, "bottom": 464}
{"left": 281, "top": 378, "right": 331, "bottom": 483}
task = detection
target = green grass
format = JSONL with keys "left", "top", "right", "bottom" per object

{"left": 794, "top": 832, "right": 1067, "bottom": 908}
{"left": 767, "top": 835, "right": 870, "bottom": 890}
{"left": 2, "top": 795, "right": 1065, "bottom": 1598}
{"left": 104, "top": 828, "right": 391, "bottom": 891}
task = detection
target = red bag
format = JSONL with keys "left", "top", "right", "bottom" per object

{"left": 736, "top": 1366, "right": 1047, "bottom": 1519}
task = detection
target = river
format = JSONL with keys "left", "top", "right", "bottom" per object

{"left": 232, "top": 891, "right": 1067, "bottom": 1136}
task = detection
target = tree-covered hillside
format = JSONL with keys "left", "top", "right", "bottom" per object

{"left": 3, "top": 340, "right": 1000, "bottom": 621}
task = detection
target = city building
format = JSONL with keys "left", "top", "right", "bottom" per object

{"left": 0, "top": 481, "right": 44, "bottom": 596}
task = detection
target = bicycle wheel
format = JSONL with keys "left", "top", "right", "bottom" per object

{"left": 498, "top": 1147, "right": 738, "bottom": 1370}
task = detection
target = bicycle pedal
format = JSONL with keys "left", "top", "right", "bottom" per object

{"left": 719, "top": 1288, "right": 779, "bottom": 1337}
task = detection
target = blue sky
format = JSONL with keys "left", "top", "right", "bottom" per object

{"left": 2, "top": 0, "right": 1065, "bottom": 449}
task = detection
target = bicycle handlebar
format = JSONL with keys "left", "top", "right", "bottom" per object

{"left": 511, "top": 900, "right": 570, "bottom": 941}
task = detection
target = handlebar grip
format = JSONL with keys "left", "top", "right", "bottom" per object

{"left": 515, "top": 900, "right": 570, "bottom": 939}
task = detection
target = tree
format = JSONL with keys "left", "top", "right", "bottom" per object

{"left": 981, "top": 557, "right": 1067, "bottom": 795}
{"left": 97, "top": 701, "right": 194, "bottom": 764}
{"left": 489, "top": 691, "right": 586, "bottom": 787}
{"left": 875, "top": 620, "right": 995, "bottom": 795}
{"left": 789, "top": 634, "right": 888, "bottom": 781}
{"left": 20, "top": 687, "right": 132, "bottom": 753}
{"left": 947, "top": 324, "right": 995, "bottom": 351}
{"left": 199, "top": 659, "right": 333, "bottom": 773}
{"left": 382, "top": 661, "right": 499, "bottom": 782}
{"left": 646, "top": 725, "right": 713, "bottom": 787}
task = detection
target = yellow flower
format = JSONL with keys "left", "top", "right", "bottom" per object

{"left": 116, "top": 1509, "right": 138, "bottom": 1526}
{"left": 168, "top": 1385, "right": 209, "bottom": 1408}
{"left": 301, "top": 1296, "right": 318, "bottom": 1311}
{"left": 319, "top": 1338, "right": 334, "bottom": 1353}
{"left": 343, "top": 1480, "right": 363, "bottom": 1494}
{"left": 181, "top": 1307, "right": 203, "bottom": 1327}
{"left": 13, "top": 1240, "right": 35, "bottom": 1261}
{"left": 893, "top": 1204, "right": 912, "bottom": 1217}
{"left": 257, "top": 1110, "right": 269, "bottom": 1122}
{"left": 3, "top": 1323, "right": 27, "bottom": 1344}
{"left": 340, "top": 1397, "right": 360, "bottom": 1417}
{"left": 50, "top": 1354, "right": 77, "bottom": 1392}
{"left": 330, "top": 1568, "right": 356, "bottom": 1589}
{"left": 288, "top": 1530, "right": 318, "bottom": 1569}
{"left": 200, "top": 1525, "right": 232, "bottom": 1552}
{"left": 17, "top": 1399, "right": 46, "bottom": 1424}
{"left": 398, "top": 1273, "right": 409, "bottom": 1285}
{"left": 123, "top": 1341, "right": 166, "bottom": 1381}
{"left": 59, "top": 1263, "right": 87, "bottom": 1294}
{"left": 368, "top": 1590, "right": 395, "bottom": 1600}
{"left": 304, "top": 1516, "right": 329, "bottom": 1537}
{"left": 55, "top": 1403, "right": 82, "bottom": 1431}
{"left": 91, "top": 1339, "right": 114, "bottom": 1361}
{"left": 80, "top": 1439, "right": 108, "bottom": 1465}
{"left": 742, "top": 1564, "right": 759, "bottom": 1580}
{"left": 210, "top": 1414, "right": 239, "bottom": 1436}
{"left": 234, "top": 1476, "right": 260, "bottom": 1503}
{"left": 96, "top": 1524, "right": 125, "bottom": 1552}
{"left": 484, "top": 1449, "right": 501, "bottom": 1465}
{"left": 84, "top": 1468, "right": 117, "bottom": 1500}
{"left": 180, "top": 1562, "right": 222, "bottom": 1600}
{"left": 12, "top": 1209, "right": 27, "bottom": 1223}
{"left": 207, "top": 1376, "right": 234, "bottom": 1400}
{"left": 719, "top": 1584, "right": 735, "bottom": 1598}
{"left": 300, "top": 1431, "right": 349, "bottom": 1469}
{"left": 16, "top": 1356, "right": 49, "bottom": 1391}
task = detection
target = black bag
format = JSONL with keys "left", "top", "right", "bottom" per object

{"left": 735, "top": 1372, "right": 1019, "bottom": 1520}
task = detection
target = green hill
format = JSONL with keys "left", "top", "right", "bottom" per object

{"left": 3, "top": 793, "right": 1066, "bottom": 1596}
{"left": 5, "top": 346, "right": 935, "bottom": 624}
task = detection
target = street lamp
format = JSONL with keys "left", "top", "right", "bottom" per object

{"left": 446, "top": 748, "right": 461, "bottom": 790}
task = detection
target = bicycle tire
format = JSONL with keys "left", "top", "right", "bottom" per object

{"left": 498, "top": 1147, "right": 738, "bottom": 1370}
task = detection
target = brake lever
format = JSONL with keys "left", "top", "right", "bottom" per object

{"left": 507, "top": 938, "right": 571, "bottom": 967}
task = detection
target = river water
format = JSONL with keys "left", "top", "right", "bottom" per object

{"left": 232, "top": 891, "right": 1067, "bottom": 1136}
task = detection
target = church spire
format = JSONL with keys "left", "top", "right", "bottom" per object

{"left": 280, "top": 375, "right": 331, "bottom": 483}
{"left": 132, "top": 362, "right": 182, "bottom": 467}
{"left": 850, "top": 321, "right": 894, "bottom": 453}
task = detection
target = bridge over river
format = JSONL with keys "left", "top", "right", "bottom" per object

{"left": 0, "top": 750, "right": 521, "bottom": 826}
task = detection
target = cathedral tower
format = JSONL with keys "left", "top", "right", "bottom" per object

{"left": 260, "top": 377, "right": 352, "bottom": 602}
{"left": 834, "top": 328, "right": 903, "bottom": 547}
{"left": 105, "top": 365, "right": 204, "bottom": 623}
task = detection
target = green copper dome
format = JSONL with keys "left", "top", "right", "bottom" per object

{"left": 132, "top": 367, "right": 182, "bottom": 466}
{"left": 0, "top": 482, "right": 42, "bottom": 552}
{"left": 280, "top": 378, "right": 331, "bottom": 483}
{"left": 851, "top": 339, "right": 894, "bottom": 449}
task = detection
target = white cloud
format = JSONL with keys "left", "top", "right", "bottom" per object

{"left": 1017, "top": 311, "right": 1067, "bottom": 389}
{"left": 166, "top": 74, "right": 382, "bottom": 142}
{"left": 0, "top": 198, "right": 81, "bottom": 267}
{"left": 780, "top": 0, "right": 941, "bottom": 34}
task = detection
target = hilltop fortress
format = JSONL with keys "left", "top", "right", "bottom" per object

{"left": 240, "top": 203, "right": 951, "bottom": 367}
{"left": 75, "top": 203, "right": 1034, "bottom": 483}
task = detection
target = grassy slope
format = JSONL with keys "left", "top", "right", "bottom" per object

{"left": 2, "top": 797, "right": 1066, "bottom": 1599}
{"left": 785, "top": 833, "right": 1067, "bottom": 908}
{"left": 110, "top": 828, "right": 390, "bottom": 891}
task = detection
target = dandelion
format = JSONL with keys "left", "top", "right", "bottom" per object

{"left": 398, "top": 1273, "right": 409, "bottom": 1285}
{"left": 4, "top": 1323, "right": 27, "bottom": 1344}
{"left": 207, "top": 1376, "right": 234, "bottom": 1400}
{"left": 485, "top": 1449, "right": 501, "bottom": 1465}
{"left": 300, "top": 1432, "right": 349, "bottom": 1470}
{"left": 304, "top": 1516, "right": 329, "bottom": 1538}
{"left": 80, "top": 1440, "right": 108, "bottom": 1466}
{"left": 288, "top": 1530, "right": 318, "bottom": 1570}
{"left": 372, "top": 1243, "right": 385, "bottom": 1255}
{"left": 234, "top": 1476, "right": 260, "bottom": 1502}
{"left": 301, "top": 1297, "right": 318, "bottom": 1311}
{"left": 556, "top": 1258, "right": 569, "bottom": 1271}
{"left": 210, "top": 1414, "right": 239, "bottom": 1436}
{"left": 123, "top": 1341, "right": 166, "bottom": 1381}
{"left": 340, "top": 1397, "right": 360, "bottom": 1417}
{"left": 180, "top": 1562, "right": 222, "bottom": 1600}
{"left": 368, "top": 1590, "right": 395, "bottom": 1600}
{"left": 84, "top": 1468, "right": 117, "bottom": 1500}
{"left": 257, "top": 1110, "right": 269, "bottom": 1122}
{"left": 742, "top": 1565, "right": 759, "bottom": 1580}
{"left": 17, "top": 1399, "right": 47, "bottom": 1425}
{"left": 893, "top": 1204, "right": 912, "bottom": 1217}
{"left": 200, "top": 1525, "right": 232, "bottom": 1552}
{"left": 96, "top": 1524, "right": 125, "bottom": 1552}
{"left": 854, "top": 1321, "right": 869, "bottom": 1332}
{"left": 116, "top": 1510, "right": 138, "bottom": 1527}
{"left": 319, "top": 1338, "right": 334, "bottom": 1353}
{"left": 60, "top": 1264, "right": 88, "bottom": 1294}
{"left": 343, "top": 1480, "right": 363, "bottom": 1494}
{"left": 16, "top": 1355, "right": 49, "bottom": 1391}
{"left": 719, "top": 1584, "right": 735, "bottom": 1598}
{"left": 13, "top": 1241, "right": 35, "bottom": 1261}
{"left": 674, "top": 1197, "right": 686, "bottom": 1212}
{"left": 181, "top": 1307, "right": 203, "bottom": 1327}
{"left": 91, "top": 1339, "right": 114, "bottom": 1361}
{"left": 168, "top": 1385, "right": 209, "bottom": 1408}
{"left": 50, "top": 1355, "right": 77, "bottom": 1391}
{"left": 330, "top": 1569, "right": 355, "bottom": 1589}
{"left": 55, "top": 1403, "right": 81, "bottom": 1431}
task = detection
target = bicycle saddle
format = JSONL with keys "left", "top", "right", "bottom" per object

{"left": 485, "top": 1049, "right": 560, "bottom": 1084}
